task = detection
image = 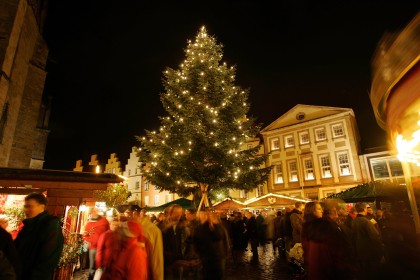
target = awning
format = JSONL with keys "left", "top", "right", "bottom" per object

{"left": 146, "top": 197, "right": 193, "bottom": 212}
{"left": 325, "top": 181, "right": 420, "bottom": 203}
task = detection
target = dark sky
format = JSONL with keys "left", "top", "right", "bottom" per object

{"left": 42, "top": 0, "right": 420, "bottom": 170}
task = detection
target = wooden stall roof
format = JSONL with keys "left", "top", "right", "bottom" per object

{"left": 213, "top": 198, "right": 246, "bottom": 211}
{"left": 0, "top": 168, "right": 124, "bottom": 215}
{"left": 245, "top": 193, "right": 311, "bottom": 208}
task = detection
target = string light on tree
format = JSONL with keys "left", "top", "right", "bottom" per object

{"left": 136, "top": 26, "right": 272, "bottom": 205}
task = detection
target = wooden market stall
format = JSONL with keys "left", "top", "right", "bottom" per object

{"left": 244, "top": 193, "right": 311, "bottom": 210}
{"left": 0, "top": 167, "right": 123, "bottom": 216}
{"left": 213, "top": 197, "right": 246, "bottom": 212}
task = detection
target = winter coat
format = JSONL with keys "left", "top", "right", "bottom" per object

{"left": 302, "top": 218, "right": 355, "bottom": 280}
{"left": 84, "top": 216, "right": 110, "bottom": 250}
{"left": 102, "top": 237, "right": 148, "bottom": 280}
{"left": 351, "top": 215, "right": 384, "bottom": 264}
{"left": 193, "top": 221, "right": 229, "bottom": 280}
{"left": 0, "top": 227, "right": 20, "bottom": 279}
{"left": 140, "top": 217, "right": 164, "bottom": 280}
{"left": 290, "top": 211, "right": 303, "bottom": 243}
{"left": 14, "top": 211, "right": 64, "bottom": 280}
{"left": 96, "top": 230, "right": 122, "bottom": 269}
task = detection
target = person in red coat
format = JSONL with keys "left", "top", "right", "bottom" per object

{"left": 83, "top": 208, "right": 109, "bottom": 280}
{"left": 102, "top": 221, "right": 148, "bottom": 280}
{"left": 95, "top": 219, "right": 121, "bottom": 270}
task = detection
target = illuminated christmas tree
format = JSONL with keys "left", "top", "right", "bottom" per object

{"left": 137, "top": 27, "right": 272, "bottom": 207}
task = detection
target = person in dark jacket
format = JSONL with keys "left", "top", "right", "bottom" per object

{"left": 0, "top": 216, "right": 20, "bottom": 279}
{"left": 193, "top": 211, "right": 229, "bottom": 280}
{"left": 351, "top": 202, "right": 384, "bottom": 280}
{"left": 302, "top": 201, "right": 354, "bottom": 280}
{"left": 245, "top": 211, "right": 259, "bottom": 260}
{"left": 14, "top": 192, "right": 64, "bottom": 280}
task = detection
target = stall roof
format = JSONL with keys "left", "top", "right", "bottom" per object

{"left": 325, "top": 181, "right": 420, "bottom": 203}
{"left": 245, "top": 193, "right": 311, "bottom": 208}
{"left": 213, "top": 198, "right": 246, "bottom": 210}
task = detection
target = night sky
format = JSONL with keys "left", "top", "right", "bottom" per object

{"left": 42, "top": 0, "right": 420, "bottom": 170}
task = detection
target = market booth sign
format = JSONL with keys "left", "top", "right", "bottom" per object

{"left": 245, "top": 193, "right": 311, "bottom": 209}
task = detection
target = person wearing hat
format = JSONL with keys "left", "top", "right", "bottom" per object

{"left": 101, "top": 221, "right": 148, "bottom": 280}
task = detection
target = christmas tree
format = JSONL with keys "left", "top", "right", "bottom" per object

{"left": 137, "top": 27, "right": 272, "bottom": 207}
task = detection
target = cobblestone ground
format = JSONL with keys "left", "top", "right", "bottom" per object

{"left": 72, "top": 242, "right": 295, "bottom": 280}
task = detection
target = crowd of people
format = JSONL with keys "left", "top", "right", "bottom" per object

{"left": 281, "top": 200, "right": 420, "bottom": 280}
{"left": 1, "top": 192, "right": 420, "bottom": 280}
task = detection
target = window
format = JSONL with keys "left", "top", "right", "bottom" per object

{"left": 144, "top": 182, "right": 149, "bottom": 191}
{"left": 165, "top": 194, "right": 171, "bottom": 203}
{"left": 239, "top": 190, "right": 249, "bottom": 199}
{"left": 288, "top": 160, "right": 298, "bottom": 182}
{"left": 257, "top": 185, "right": 263, "bottom": 196}
{"left": 154, "top": 185, "right": 159, "bottom": 190}
{"left": 144, "top": 195, "right": 149, "bottom": 206}
{"left": 284, "top": 135, "right": 295, "bottom": 148}
{"left": 135, "top": 181, "right": 140, "bottom": 190}
{"left": 337, "top": 152, "right": 351, "bottom": 175}
{"left": 319, "top": 155, "right": 332, "bottom": 178}
{"left": 389, "top": 158, "right": 403, "bottom": 177}
{"left": 332, "top": 123, "right": 344, "bottom": 138}
{"left": 370, "top": 157, "right": 404, "bottom": 180}
{"left": 154, "top": 195, "right": 159, "bottom": 206}
{"left": 299, "top": 131, "right": 310, "bottom": 145}
{"left": 274, "top": 163, "right": 283, "bottom": 184}
{"left": 315, "top": 127, "right": 326, "bottom": 141}
{"left": 371, "top": 159, "right": 389, "bottom": 179}
{"left": 303, "top": 158, "right": 314, "bottom": 180}
{"left": 271, "top": 138, "right": 280, "bottom": 151}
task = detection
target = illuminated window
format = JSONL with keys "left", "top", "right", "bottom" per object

{"left": 332, "top": 123, "right": 345, "bottom": 138}
{"left": 288, "top": 160, "right": 298, "bottom": 182}
{"left": 239, "top": 190, "right": 249, "bottom": 199}
{"left": 337, "top": 152, "right": 351, "bottom": 175}
{"left": 370, "top": 157, "right": 404, "bottom": 180}
{"left": 319, "top": 155, "right": 332, "bottom": 178}
{"left": 154, "top": 195, "right": 159, "bottom": 206}
{"left": 165, "top": 194, "right": 171, "bottom": 203}
{"left": 274, "top": 163, "right": 283, "bottom": 184}
{"left": 284, "top": 135, "right": 295, "bottom": 148}
{"left": 299, "top": 131, "right": 310, "bottom": 145}
{"left": 144, "top": 182, "right": 149, "bottom": 191}
{"left": 144, "top": 195, "right": 149, "bottom": 206}
{"left": 303, "top": 158, "right": 314, "bottom": 180}
{"left": 271, "top": 138, "right": 280, "bottom": 151}
{"left": 315, "top": 127, "right": 326, "bottom": 141}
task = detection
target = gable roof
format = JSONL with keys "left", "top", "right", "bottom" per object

{"left": 261, "top": 104, "right": 354, "bottom": 132}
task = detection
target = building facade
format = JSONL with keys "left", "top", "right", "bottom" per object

{"left": 0, "top": 0, "right": 50, "bottom": 168}
{"left": 123, "top": 147, "right": 142, "bottom": 204}
{"left": 260, "top": 104, "right": 365, "bottom": 200}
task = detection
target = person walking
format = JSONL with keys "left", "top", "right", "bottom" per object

{"left": 351, "top": 202, "right": 384, "bottom": 279}
{"left": 83, "top": 207, "right": 110, "bottom": 280}
{"left": 14, "top": 192, "right": 64, "bottom": 280}
{"left": 194, "top": 211, "right": 229, "bottom": 280}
